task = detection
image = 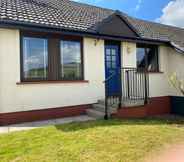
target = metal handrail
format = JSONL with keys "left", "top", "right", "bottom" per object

{"left": 103, "top": 67, "right": 149, "bottom": 120}
{"left": 103, "top": 71, "right": 116, "bottom": 83}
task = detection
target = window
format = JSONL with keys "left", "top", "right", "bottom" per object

{"left": 22, "top": 37, "right": 48, "bottom": 80}
{"left": 137, "top": 44, "right": 159, "bottom": 72}
{"left": 60, "top": 40, "right": 83, "bottom": 80}
{"left": 21, "top": 32, "right": 84, "bottom": 82}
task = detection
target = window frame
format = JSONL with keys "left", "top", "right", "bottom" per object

{"left": 20, "top": 31, "right": 84, "bottom": 82}
{"left": 136, "top": 44, "right": 159, "bottom": 72}
{"left": 59, "top": 37, "right": 84, "bottom": 81}
{"left": 20, "top": 33, "right": 49, "bottom": 82}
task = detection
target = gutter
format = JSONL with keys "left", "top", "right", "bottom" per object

{"left": 169, "top": 42, "right": 184, "bottom": 54}
{"left": 0, "top": 19, "right": 169, "bottom": 45}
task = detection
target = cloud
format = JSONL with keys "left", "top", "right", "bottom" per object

{"left": 135, "top": 0, "right": 142, "bottom": 12}
{"left": 157, "top": 0, "right": 184, "bottom": 28}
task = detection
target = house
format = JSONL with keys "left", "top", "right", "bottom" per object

{"left": 0, "top": 0, "right": 184, "bottom": 125}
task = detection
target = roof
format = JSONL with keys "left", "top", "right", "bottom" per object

{"left": 0, "top": 0, "right": 184, "bottom": 49}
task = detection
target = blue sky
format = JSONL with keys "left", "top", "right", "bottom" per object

{"left": 74, "top": 0, "right": 184, "bottom": 28}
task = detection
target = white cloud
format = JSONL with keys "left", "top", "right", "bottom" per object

{"left": 157, "top": 0, "right": 184, "bottom": 28}
{"left": 135, "top": 0, "right": 142, "bottom": 12}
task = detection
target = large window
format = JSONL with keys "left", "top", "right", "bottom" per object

{"left": 21, "top": 32, "right": 83, "bottom": 82}
{"left": 22, "top": 37, "right": 48, "bottom": 80}
{"left": 137, "top": 44, "right": 159, "bottom": 72}
{"left": 60, "top": 40, "right": 82, "bottom": 80}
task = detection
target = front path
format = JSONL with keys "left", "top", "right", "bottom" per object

{"left": 0, "top": 115, "right": 95, "bottom": 134}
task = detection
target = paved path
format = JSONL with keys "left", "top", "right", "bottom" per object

{"left": 0, "top": 115, "right": 95, "bottom": 134}
{"left": 146, "top": 143, "right": 184, "bottom": 162}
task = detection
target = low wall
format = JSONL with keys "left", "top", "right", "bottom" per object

{"left": 0, "top": 104, "right": 91, "bottom": 126}
{"left": 115, "top": 96, "right": 171, "bottom": 118}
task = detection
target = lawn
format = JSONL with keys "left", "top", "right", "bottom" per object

{"left": 1, "top": 117, "right": 184, "bottom": 162}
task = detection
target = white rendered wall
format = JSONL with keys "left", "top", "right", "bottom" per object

{"left": 0, "top": 29, "right": 105, "bottom": 113}
{"left": 121, "top": 43, "right": 172, "bottom": 97}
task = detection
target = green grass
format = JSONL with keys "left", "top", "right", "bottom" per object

{"left": 1, "top": 117, "right": 184, "bottom": 162}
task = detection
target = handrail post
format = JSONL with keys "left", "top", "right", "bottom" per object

{"left": 144, "top": 69, "right": 148, "bottom": 104}
{"left": 126, "top": 70, "right": 130, "bottom": 99}
{"left": 118, "top": 68, "right": 122, "bottom": 109}
{"left": 104, "top": 82, "right": 108, "bottom": 120}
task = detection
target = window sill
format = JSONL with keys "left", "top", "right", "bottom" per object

{"left": 16, "top": 80, "right": 89, "bottom": 85}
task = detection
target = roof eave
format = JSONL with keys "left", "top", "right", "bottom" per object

{"left": 0, "top": 19, "right": 169, "bottom": 45}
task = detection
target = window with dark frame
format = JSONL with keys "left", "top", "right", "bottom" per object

{"left": 21, "top": 32, "right": 83, "bottom": 82}
{"left": 22, "top": 37, "right": 48, "bottom": 81}
{"left": 136, "top": 44, "right": 159, "bottom": 72}
{"left": 60, "top": 40, "right": 83, "bottom": 80}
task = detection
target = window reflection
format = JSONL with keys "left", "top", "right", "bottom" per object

{"left": 60, "top": 40, "right": 82, "bottom": 80}
{"left": 136, "top": 45, "right": 159, "bottom": 72}
{"left": 23, "top": 37, "right": 48, "bottom": 80}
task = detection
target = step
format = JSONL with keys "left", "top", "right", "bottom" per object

{"left": 98, "top": 99, "right": 119, "bottom": 105}
{"left": 93, "top": 103, "right": 117, "bottom": 114}
{"left": 122, "top": 100, "right": 145, "bottom": 107}
{"left": 86, "top": 109, "right": 105, "bottom": 119}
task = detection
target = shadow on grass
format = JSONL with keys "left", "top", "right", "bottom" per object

{"left": 55, "top": 116, "right": 184, "bottom": 132}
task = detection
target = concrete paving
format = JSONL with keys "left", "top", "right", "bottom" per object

{"left": 0, "top": 115, "right": 95, "bottom": 134}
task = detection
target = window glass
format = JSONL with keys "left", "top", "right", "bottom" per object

{"left": 60, "top": 40, "right": 82, "bottom": 80}
{"left": 137, "top": 47, "right": 146, "bottom": 69}
{"left": 23, "top": 37, "right": 48, "bottom": 80}
{"left": 137, "top": 45, "right": 159, "bottom": 71}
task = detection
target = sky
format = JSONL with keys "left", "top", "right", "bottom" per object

{"left": 73, "top": 0, "right": 184, "bottom": 28}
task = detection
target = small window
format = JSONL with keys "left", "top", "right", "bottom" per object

{"left": 60, "top": 40, "right": 83, "bottom": 80}
{"left": 136, "top": 44, "right": 159, "bottom": 72}
{"left": 22, "top": 37, "right": 48, "bottom": 81}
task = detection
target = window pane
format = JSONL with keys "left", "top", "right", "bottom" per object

{"left": 60, "top": 40, "right": 82, "bottom": 80}
{"left": 136, "top": 45, "right": 159, "bottom": 71}
{"left": 137, "top": 47, "right": 146, "bottom": 69}
{"left": 23, "top": 37, "right": 48, "bottom": 80}
{"left": 147, "top": 46, "right": 159, "bottom": 71}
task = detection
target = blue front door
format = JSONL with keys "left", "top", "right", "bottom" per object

{"left": 105, "top": 43, "right": 121, "bottom": 96}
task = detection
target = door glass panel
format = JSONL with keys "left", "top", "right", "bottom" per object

{"left": 106, "top": 49, "right": 111, "bottom": 55}
{"left": 112, "top": 62, "right": 116, "bottom": 68}
{"left": 112, "top": 55, "right": 116, "bottom": 61}
{"left": 107, "top": 61, "right": 111, "bottom": 68}
{"left": 106, "top": 55, "right": 111, "bottom": 61}
{"left": 111, "top": 49, "right": 116, "bottom": 55}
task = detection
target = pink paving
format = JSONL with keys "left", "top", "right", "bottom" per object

{"left": 146, "top": 143, "right": 184, "bottom": 162}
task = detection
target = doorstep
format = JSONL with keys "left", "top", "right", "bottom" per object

{"left": 0, "top": 115, "right": 95, "bottom": 134}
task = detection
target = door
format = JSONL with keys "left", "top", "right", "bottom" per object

{"left": 105, "top": 43, "right": 121, "bottom": 96}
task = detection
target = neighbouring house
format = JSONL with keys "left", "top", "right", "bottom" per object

{"left": 0, "top": 0, "right": 184, "bottom": 125}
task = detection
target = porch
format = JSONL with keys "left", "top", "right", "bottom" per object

{"left": 86, "top": 67, "right": 152, "bottom": 119}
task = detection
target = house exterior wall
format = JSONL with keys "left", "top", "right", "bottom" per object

{"left": 168, "top": 47, "right": 184, "bottom": 96}
{"left": 120, "top": 43, "right": 173, "bottom": 97}
{"left": 0, "top": 28, "right": 184, "bottom": 114}
{"left": 148, "top": 46, "right": 171, "bottom": 97}
{"left": 0, "top": 28, "right": 105, "bottom": 113}
{"left": 121, "top": 42, "right": 137, "bottom": 68}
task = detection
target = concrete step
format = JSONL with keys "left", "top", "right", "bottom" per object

{"left": 98, "top": 99, "right": 119, "bottom": 105}
{"left": 93, "top": 103, "right": 117, "bottom": 114}
{"left": 122, "top": 100, "right": 145, "bottom": 107}
{"left": 86, "top": 109, "right": 105, "bottom": 119}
